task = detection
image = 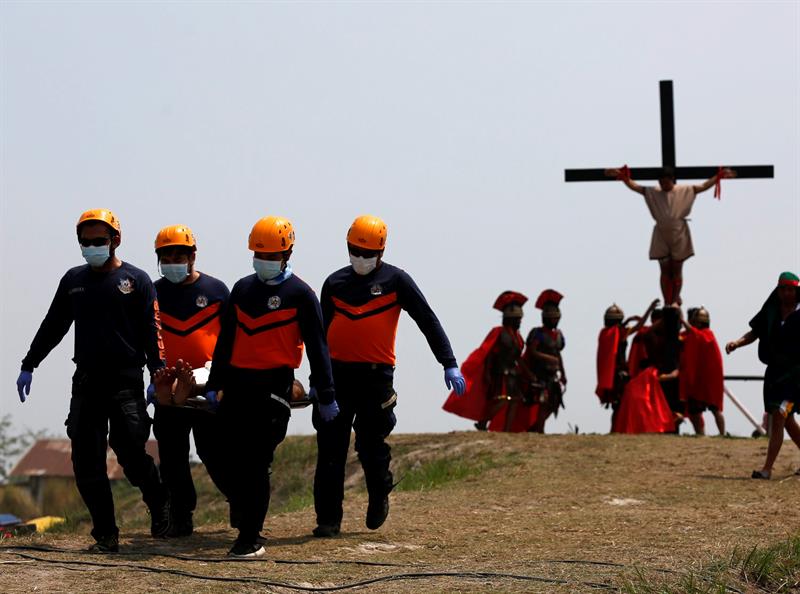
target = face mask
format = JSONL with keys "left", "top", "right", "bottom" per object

{"left": 161, "top": 263, "right": 189, "bottom": 284}
{"left": 350, "top": 255, "right": 378, "bottom": 275}
{"left": 81, "top": 245, "right": 110, "bottom": 268}
{"left": 253, "top": 258, "right": 283, "bottom": 281}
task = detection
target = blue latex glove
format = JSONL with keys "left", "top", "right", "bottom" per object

{"left": 445, "top": 367, "right": 466, "bottom": 396}
{"left": 205, "top": 390, "right": 219, "bottom": 411}
{"left": 319, "top": 400, "right": 340, "bottom": 422}
{"left": 16, "top": 371, "right": 32, "bottom": 403}
{"left": 146, "top": 383, "right": 156, "bottom": 406}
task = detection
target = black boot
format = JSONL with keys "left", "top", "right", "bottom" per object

{"left": 166, "top": 511, "right": 193, "bottom": 538}
{"left": 87, "top": 533, "right": 119, "bottom": 553}
{"left": 148, "top": 497, "right": 171, "bottom": 538}
{"left": 365, "top": 494, "right": 389, "bottom": 530}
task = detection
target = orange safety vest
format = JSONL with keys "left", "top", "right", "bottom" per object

{"left": 230, "top": 305, "right": 304, "bottom": 370}
{"left": 327, "top": 293, "right": 402, "bottom": 364}
{"left": 160, "top": 302, "right": 222, "bottom": 369}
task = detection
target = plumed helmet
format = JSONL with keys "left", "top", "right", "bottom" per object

{"left": 535, "top": 289, "right": 563, "bottom": 321}
{"left": 493, "top": 291, "right": 527, "bottom": 319}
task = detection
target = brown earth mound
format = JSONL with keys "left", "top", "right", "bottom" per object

{"left": 1, "top": 432, "right": 798, "bottom": 593}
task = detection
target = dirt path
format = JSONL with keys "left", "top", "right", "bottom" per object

{"left": 2, "top": 432, "right": 798, "bottom": 593}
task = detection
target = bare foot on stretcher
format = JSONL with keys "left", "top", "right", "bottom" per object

{"left": 291, "top": 379, "right": 306, "bottom": 402}
{"left": 154, "top": 367, "right": 176, "bottom": 406}
{"left": 173, "top": 359, "right": 195, "bottom": 406}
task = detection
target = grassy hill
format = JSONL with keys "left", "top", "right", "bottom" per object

{"left": 2, "top": 431, "right": 800, "bottom": 593}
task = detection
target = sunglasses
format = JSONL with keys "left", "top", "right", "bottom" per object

{"left": 79, "top": 237, "right": 111, "bottom": 247}
{"left": 348, "top": 246, "right": 381, "bottom": 258}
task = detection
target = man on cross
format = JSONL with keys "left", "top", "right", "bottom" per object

{"left": 605, "top": 166, "right": 735, "bottom": 305}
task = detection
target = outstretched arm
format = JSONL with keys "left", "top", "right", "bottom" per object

{"left": 725, "top": 330, "right": 756, "bottom": 354}
{"left": 605, "top": 167, "right": 645, "bottom": 195}
{"left": 626, "top": 299, "right": 660, "bottom": 337}
{"left": 693, "top": 168, "right": 736, "bottom": 194}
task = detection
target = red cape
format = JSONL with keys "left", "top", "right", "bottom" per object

{"left": 443, "top": 327, "right": 502, "bottom": 421}
{"left": 596, "top": 325, "right": 621, "bottom": 399}
{"left": 612, "top": 367, "right": 674, "bottom": 434}
{"left": 679, "top": 327, "right": 724, "bottom": 410}
{"left": 628, "top": 326, "right": 650, "bottom": 378}
{"left": 487, "top": 399, "right": 539, "bottom": 432}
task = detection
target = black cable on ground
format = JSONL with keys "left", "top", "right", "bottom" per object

{"left": 4, "top": 551, "right": 618, "bottom": 592}
{"left": 0, "top": 544, "right": 411, "bottom": 567}
{"left": 0, "top": 546, "right": 744, "bottom": 594}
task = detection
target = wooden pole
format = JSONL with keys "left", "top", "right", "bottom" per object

{"left": 724, "top": 386, "right": 766, "bottom": 435}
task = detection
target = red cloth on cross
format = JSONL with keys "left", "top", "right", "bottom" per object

{"left": 612, "top": 367, "right": 674, "bottom": 434}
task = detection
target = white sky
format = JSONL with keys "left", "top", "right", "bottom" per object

{"left": 1, "top": 1, "right": 798, "bottom": 440}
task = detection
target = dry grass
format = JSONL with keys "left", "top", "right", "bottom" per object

{"left": 2, "top": 431, "right": 799, "bottom": 593}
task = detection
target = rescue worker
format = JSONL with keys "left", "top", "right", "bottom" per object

{"left": 605, "top": 166, "right": 735, "bottom": 305}
{"left": 680, "top": 307, "right": 725, "bottom": 436}
{"left": 15, "top": 209, "right": 169, "bottom": 553}
{"left": 204, "top": 216, "right": 337, "bottom": 557}
{"left": 443, "top": 291, "right": 532, "bottom": 432}
{"left": 525, "top": 290, "right": 566, "bottom": 433}
{"left": 727, "top": 272, "right": 800, "bottom": 479}
{"left": 151, "top": 225, "right": 230, "bottom": 537}
{"left": 313, "top": 215, "right": 465, "bottom": 538}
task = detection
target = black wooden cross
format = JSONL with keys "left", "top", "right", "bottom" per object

{"left": 564, "top": 80, "right": 774, "bottom": 182}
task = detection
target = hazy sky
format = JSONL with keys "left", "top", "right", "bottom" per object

{"left": 1, "top": 1, "right": 798, "bottom": 441}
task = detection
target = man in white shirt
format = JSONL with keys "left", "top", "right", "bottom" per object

{"left": 605, "top": 166, "right": 734, "bottom": 305}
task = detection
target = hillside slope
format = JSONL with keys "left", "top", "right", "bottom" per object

{"left": 2, "top": 431, "right": 799, "bottom": 593}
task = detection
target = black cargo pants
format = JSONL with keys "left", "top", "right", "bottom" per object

{"left": 66, "top": 368, "right": 167, "bottom": 540}
{"left": 217, "top": 368, "right": 292, "bottom": 544}
{"left": 313, "top": 362, "right": 397, "bottom": 527}
{"left": 153, "top": 405, "right": 229, "bottom": 523}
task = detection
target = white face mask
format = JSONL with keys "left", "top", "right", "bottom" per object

{"left": 81, "top": 245, "right": 110, "bottom": 268}
{"left": 350, "top": 254, "right": 378, "bottom": 275}
{"left": 253, "top": 258, "right": 283, "bottom": 281}
{"left": 160, "top": 263, "right": 189, "bottom": 284}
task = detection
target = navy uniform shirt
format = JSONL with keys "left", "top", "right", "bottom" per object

{"left": 321, "top": 262, "right": 458, "bottom": 369}
{"left": 21, "top": 262, "right": 165, "bottom": 374}
{"left": 155, "top": 273, "right": 229, "bottom": 369}
{"left": 207, "top": 273, "right": 335, "bottom": 404}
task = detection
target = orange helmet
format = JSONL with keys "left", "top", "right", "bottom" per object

{"left": 248, "top": 216, "right": 295, "bottom": 252}
{"left": 155, "top": 225, "right": 196, "bottom": 251}
{"left": 77, "top": 209, "right": 121, "bottom": 234}
{"left": 347, "top": 215, "right": 387, "bottom": 250}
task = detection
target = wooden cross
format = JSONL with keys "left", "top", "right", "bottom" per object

{"left": 564, "top": 80, "right": 774, "bottom": 182}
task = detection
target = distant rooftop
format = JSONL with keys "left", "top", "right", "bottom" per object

{"left": 9, "top": 439, "right": 160, "bottom": 481}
